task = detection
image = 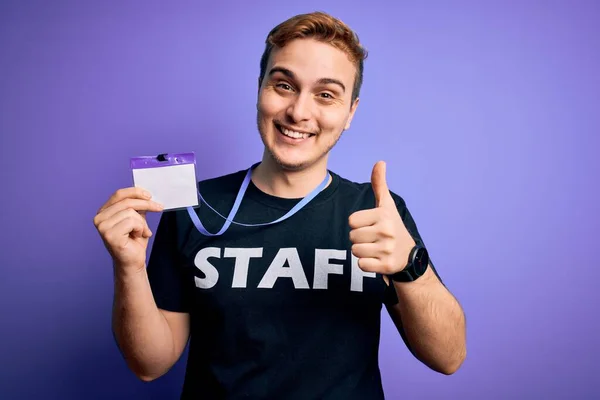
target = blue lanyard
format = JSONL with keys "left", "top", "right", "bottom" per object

{"left": 186, "top": 163, "right": 330, "bottom": 236}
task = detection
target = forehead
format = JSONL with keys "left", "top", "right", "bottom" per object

{"left": 267, "top": 38, "right": 356, "bottom": 86}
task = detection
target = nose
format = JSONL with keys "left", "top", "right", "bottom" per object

{"left": 286, "top": 92, "right": 313, "bottom": 123}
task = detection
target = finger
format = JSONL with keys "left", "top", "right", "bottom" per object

{"left": 118, "top": 209, "right": 152, "bottom": 238}
{"left": 98, "top": 187, "right": 152, "bottom": 214}
{"left": 99, "top": 208, "right": 149, "bottom": 237}
{"left": 351, "top": 243, "right": 381, "bottom": 259}
{"left": 107, "top": 217, "right": 148, "bottom": 248}
{"left": 349, "top": 226, "right": 379, "bottom": 244}
{"left": 103, "top": 198, "right": 163, "bottom": 219}
{"left": 96, "top": 198, "right": 163, "bottom": 225}
{"left": 98, "top": 209, "right": 152, "bottom": 239}
{"left": 357, "top": 257, "right": 381, "bottom": 272}
{"left": 371, "top": 161, "right": 394, "bottom": 208}
{"left": 348, "top": 209, "right": 379, "bottom": 229}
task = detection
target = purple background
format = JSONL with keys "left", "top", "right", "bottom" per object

{"left": 1, "top": 1, "right": 598, "bottom": 399}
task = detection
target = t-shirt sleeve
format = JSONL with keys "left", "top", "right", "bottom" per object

{"left": 383, "top": 195, "right": 444, "bottom": 306}
{"left": 146, "top": 211, "right": 191, "bottom": 313}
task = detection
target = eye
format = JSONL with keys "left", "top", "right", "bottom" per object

{"left": 276, "top": 83, "right": 293, "bottom": 91}
{"left": 319, "top": 92, "right": 334, "bottom": 99}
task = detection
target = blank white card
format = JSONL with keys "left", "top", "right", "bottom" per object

{"left": 132, "top": 160, "right": 199, "bottom": 211}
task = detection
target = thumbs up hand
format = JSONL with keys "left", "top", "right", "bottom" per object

{"left": 348, "top": 161, "right": 416, "bottom": 275}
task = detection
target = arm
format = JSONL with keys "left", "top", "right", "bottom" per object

{"left": 348, "top": 161, "right": 467, "bottom": 374}
{"left": 383, "top": 269, "right": 466, "bottom": 375}
{"left": 93, "top": 187, "right": 190, "bottom": 382}
{"left": 112, "top": 265, "right": 190, "bottom": 381}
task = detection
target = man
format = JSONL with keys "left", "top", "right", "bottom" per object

{"left": 94, "top": 11, "right": 466, "bottom": 399}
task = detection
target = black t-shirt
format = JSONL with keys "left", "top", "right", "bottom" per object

{"left": 146, "top": 167, "right": 439, "bottom": 399}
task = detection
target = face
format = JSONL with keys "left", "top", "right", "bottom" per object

{"left": 256, "top": 38, "right": 360, "bottom": 171}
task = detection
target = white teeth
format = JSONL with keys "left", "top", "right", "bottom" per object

{"left": 281, "top": 127, "right": 310, "bottom": 139}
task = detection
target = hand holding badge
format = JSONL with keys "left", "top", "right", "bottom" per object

{"left": 93, "top": 152, "right": 199, "bottom": 273}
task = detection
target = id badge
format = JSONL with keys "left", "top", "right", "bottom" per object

{"left": 130, "top": 152, "right": 199, "bottom": 211}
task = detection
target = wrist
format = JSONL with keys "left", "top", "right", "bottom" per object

{"left": 393, "top": 241, "right": 417, "bottom": 274}
{"left": 113, "top": 261, "right": 147, "bottom": 281}
{"left": 389, "top": 244, "right": 429, "bottom": 283}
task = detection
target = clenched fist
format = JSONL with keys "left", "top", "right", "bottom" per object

{"left": 349, "top": 161, "right": 416, "bottom": 275}
{"left": 93, "top": 187, "right": 164, "bottom": 273}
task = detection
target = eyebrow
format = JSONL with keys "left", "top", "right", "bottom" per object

{"left": 268, "top": 67, "right": 346, "bottom": 93}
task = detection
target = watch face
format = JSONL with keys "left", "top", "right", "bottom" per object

{"left": 414, "top": 247, "right": 429, "bottom": 273}
{"left": 391, "top": 246, "right": 429, "bottom": 282}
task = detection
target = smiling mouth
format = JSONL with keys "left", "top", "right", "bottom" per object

{"left": 275, "top": 123, "right": 316, "bottom": 140}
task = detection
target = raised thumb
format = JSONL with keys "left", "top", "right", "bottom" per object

{"left": 371, "top": 161, "right": 392, "bottom": 208}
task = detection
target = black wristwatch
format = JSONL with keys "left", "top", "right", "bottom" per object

{"left": 389, "top": 245, "right": 429, "bottom": 282}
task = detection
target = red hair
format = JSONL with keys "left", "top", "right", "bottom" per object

{"left": 259, "top": 11, "right": 368, "bottom": 101}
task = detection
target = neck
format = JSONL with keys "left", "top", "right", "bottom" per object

{"left": 251, "top": 154, "right": 331, "bottom": 199}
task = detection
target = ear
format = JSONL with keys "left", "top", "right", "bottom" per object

{"left": 344, "top": 97, "right": 360, "bottom": 130}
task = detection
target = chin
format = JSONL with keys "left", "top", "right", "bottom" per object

{"left": 267, "top": 150, "right": 317, "bottom": 172}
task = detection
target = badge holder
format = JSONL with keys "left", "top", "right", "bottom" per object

{"left": 130, "top": 152, "right": 199, "bottom": 211}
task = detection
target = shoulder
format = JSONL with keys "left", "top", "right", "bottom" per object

{"left": 331, "top": 171, "right": 409, "bottom": 211}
